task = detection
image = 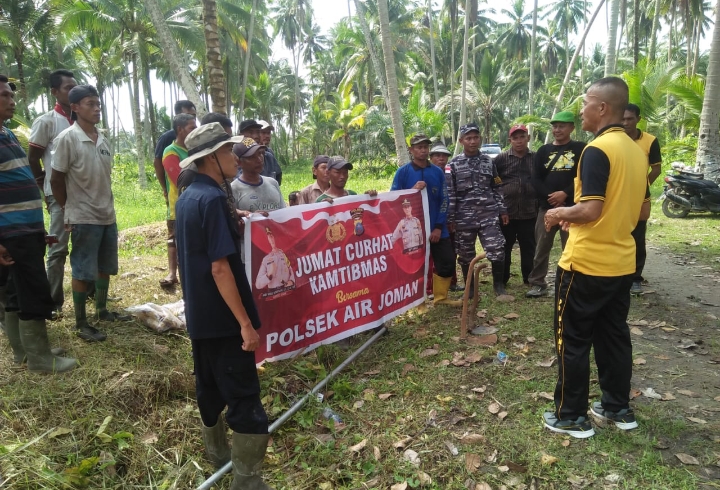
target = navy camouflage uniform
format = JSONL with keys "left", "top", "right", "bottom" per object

{"left": 446, "top": 153, "right": 507, "bottom": 265}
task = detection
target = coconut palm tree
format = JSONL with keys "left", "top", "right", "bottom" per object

{"left": 497, "top": 0, "right": 534, "bottom": 61}
{"left": 543, "top": 0, "right": 589, "bottom": 72}
{"left": 605, "top": 0, "right": 620, "bottom": 75}
{"left": 376, "top": 0, "right": 409, "bottom": 165}
{"left": 695, "top": 0, "right": 720, "bottom": 179}
{"left": 201, "top": 0, "right": 226, "bottom": 114}
{"left": 143, "top": 0, "right": 205, "bottom": 114}
{"left": 0, "top": 0, "right": 53, "bottom": 117}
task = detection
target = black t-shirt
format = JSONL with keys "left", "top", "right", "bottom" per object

{"left": 532, "top": 140, "right": 586, "bottom": 209}
{"left": 155, "top": 130, "right": 176, "bottom": 159}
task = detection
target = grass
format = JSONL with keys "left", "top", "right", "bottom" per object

{"left": 1, "top": 164, "right": 718, "bottom": 489}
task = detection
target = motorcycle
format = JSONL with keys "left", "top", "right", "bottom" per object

{"left": 660, "top": 163, "right": 720, "bottom": 218}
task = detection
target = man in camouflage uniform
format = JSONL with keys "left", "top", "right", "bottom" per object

{"left": 446, "top": 123, "right": 509, "bottom": 297}
{"left": 392, "top": 199, "right": 423, "bottom": 253}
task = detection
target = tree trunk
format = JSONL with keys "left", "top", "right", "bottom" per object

{"left": 695, "top": 0, "right": 720, "bottom": 181}
{"left": 377, "top": 0, "right": 409, "bottom": 165}
{"left": 633, "top": 0, "right": 639, "bottom": 66}
{"left": 449, "top": 9, "right": 456, "bottom": 142}
{"left": 529, "top": 0, "right": 538, "bottom": 115}
{"left": 648, "top": 0, "right": 661, "bottom": 62}
{"left": 454, "top": 0, "right": 473, "bottom": 156}
{"left": 668, "top": 4, "right": 676, "bottom": 63}
{"left": 238, "top": 0, "right": 258, "bottom": 122}
{"left": 428, "top": 0, "right": 440, "bottom": 108}
{"left": 354, "top": 0, "right": 390, "bottom": 105}
{"left": 548, "top": 0, "right": 606, "bottom": 143}
{"left": 97, "top": 82, "right": 108, "bottom": 130}
{"left": 203, "top": 0, "right": 227, "bottom": 114}
{"left": 13, "top": 49, "right": 28, "bottom": 119}
{"left": 605, "top": 0, "right": 620, "bottom": 76}
{"left": 144, "top": 0, "right": 206, "bottom": 116}
{"left": 130, "top": 55, "right": 147, "bottom": 188}
{"left": 139, "top": 41, "right": 158, "bottom": 148}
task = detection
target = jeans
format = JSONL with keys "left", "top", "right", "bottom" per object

{"left": 46, "top": 196, "right": 70, "bottom": 308}
{"left": 528, "top": 208, "right": 568, "bottom": 288}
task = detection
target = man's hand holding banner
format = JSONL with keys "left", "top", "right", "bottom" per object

{"left": 245, "top": 189, "right": 430, "bottom": 363}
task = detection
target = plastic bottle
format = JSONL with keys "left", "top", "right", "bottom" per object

{"left": 493, "top": 351, "right": 508, "bottom": 366}
{"left": 322, "top": 407, "right": 343, "bottom": 424}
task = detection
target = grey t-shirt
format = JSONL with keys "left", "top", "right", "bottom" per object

{"left": 231, "top": 177, "right": 285, "bottom": 212}
{"left": 52, "top": 124, "right": 115, "bottom": 225}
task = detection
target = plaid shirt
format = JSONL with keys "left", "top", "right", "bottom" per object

{"left": 494, "top": 148, "right": 538, "bottom": 220}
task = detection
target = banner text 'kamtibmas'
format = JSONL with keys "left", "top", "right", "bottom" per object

{"left": 294, "top": 233, "right": 394, "bottom": 295}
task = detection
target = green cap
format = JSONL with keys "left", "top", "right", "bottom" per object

{"left": 550, "top": 111, "right": 575, "bottom": 124}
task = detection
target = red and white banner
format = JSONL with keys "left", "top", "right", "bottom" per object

{"left": 245, "top": 189, "right": 430, "bottom": 363}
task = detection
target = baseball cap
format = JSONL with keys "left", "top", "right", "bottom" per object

{"left": 179, "top": 122, "right": 245, "bottom": 169}
{"left": 312, "top": 155, "right": 330, "bottom": 179}
{"left": 550, "top": 111, "right": 575, "bottom": 124}
{"left": 509, "top": 124, "right": 528, "bottom": 136}
{"left": 239, "top": 119, "right": 262, "bottom": 133}
{"left": 68, "top": 85, "right": 99, "bottom": 121}
{"left": 409, "top": 133, "right": 432, "bottom": 146}
{"left": 258, "top": 120, "right": 274, "bottom": 131}
{"left": 327, "top": 156, "right": 353, "bottom": 171}
{"left": 233, "top": 137, "right": 267, "bottom": 158}
{"left": 459, "top": 123, "right": 480, "bottom": 136}
{"left": 429, "top": 143, "right": 451, "bottom": 155}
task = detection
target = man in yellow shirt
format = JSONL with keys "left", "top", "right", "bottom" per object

{"left": 623, "top": 104, "right": 662, "bottom": 294}
{"left": 543, "top": 77, "right": 648, "bottom": 439}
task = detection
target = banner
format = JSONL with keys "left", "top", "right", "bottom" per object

{"left": 245, "top": 189, "right": 430, "bottom": 363}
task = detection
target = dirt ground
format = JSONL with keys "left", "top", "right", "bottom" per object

{"left": 626, "top": 245, "right": 720, "bottom": 487}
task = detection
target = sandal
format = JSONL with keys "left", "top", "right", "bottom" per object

{"left": 159, "top": 278, "right": 179, "bottom": 288}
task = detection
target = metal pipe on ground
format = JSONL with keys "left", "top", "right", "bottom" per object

{"left": 196, "top": 325, "right": 388, "bottom": 490}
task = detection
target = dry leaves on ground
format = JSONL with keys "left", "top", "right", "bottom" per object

{"left": 404, "top": 449, "right": 420, "bottom": 466}
{"left": 676, "top": 453, "right": 700, "bottom": 465}
{"left": 537, "top": 358, "right": 556, "bottom": 368}
{"left": 541, "top": 453, "right": 559, "bottom": 465}
{"left": 349, "top": 439, "right": 367, "bottom": 453}
{"left": 465, "top": 453, "right": 482, "bottom": 472}
{"left": 459, "top": 433, "right": 486, "bottom": 444}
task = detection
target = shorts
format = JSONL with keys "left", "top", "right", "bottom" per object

{"left": 69, "top": 223, "right": 119, "bottom": 282}
{"left": 167, "top": 220, "right": 176, "bottom": 247}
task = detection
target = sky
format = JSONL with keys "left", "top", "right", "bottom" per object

{"left": 105, "top": 0, "right": 694, "bottom": 133}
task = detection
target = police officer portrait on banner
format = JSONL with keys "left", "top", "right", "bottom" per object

{"left": 255, "top": 227, "right": 296, "bottom": 297}
{"left": 392, "top": 198, "right": 423, "bottom": 254}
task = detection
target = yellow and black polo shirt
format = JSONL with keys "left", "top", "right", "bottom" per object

{"left": 558, "top": 125, "right": 648, "bottom": 277}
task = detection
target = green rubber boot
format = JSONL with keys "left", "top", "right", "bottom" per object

{"left": 19, "top": 319, "right": 77, "bottom": 373}
{"left": 4, "top": 311, "right": 25, "bottom": 364}
{"left": 5, "top": 312, "right": 65, "bottom": 364}
{"left": 230, "top": 433, "right": 274, "bottom": 490}
{"left": 202, "top": 420, "right": 230, "bottom": 469}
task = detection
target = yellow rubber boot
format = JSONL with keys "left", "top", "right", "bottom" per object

{"left": 433, "top": 274, "right": 462, "bottom": 306}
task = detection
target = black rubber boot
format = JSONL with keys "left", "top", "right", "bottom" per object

{"left": 491, "top": 261, "right": 507, "bottom": 296}
{"left": 461, "top": 264, "right": 474, "bottom": 299}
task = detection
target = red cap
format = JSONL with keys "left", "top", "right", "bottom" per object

{"left": 509, "top": 124, "right": 528, "bottom": 136}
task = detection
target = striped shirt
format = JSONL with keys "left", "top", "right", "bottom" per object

{"left": 0, "top": 127, "right": 45, "bottom": 240}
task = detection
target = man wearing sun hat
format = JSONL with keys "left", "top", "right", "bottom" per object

{"left": 526, "top": 111, "right": 586, "bottom": 298}
{"left": 391, "top": 134, "right": 461, "bottom": 306}
{"left": 175, "top": 122, "right": 274, "bottom": 489}
{"left": 494, "top": 124, "right": 537, "bottom": 287}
